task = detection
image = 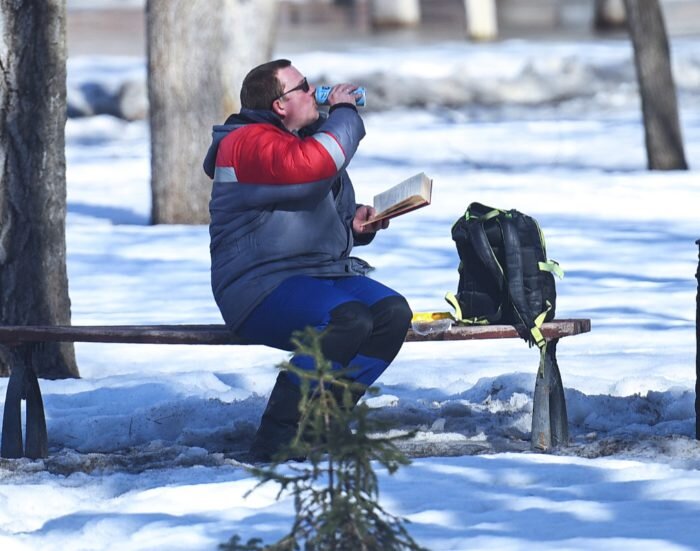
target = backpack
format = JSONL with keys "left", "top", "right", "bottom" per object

{"left": 445, "top": 202, "right": 563, "bottom": 348}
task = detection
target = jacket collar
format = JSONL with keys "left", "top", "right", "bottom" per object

{"left": 223, "top": 109, "right": 328, "bottom": 137}
{"left": 225, "top": 108, "right": 286, "bottom": 130}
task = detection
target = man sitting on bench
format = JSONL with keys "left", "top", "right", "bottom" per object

{"left": 202, "top": 59, "right": 412, "bottom": 462}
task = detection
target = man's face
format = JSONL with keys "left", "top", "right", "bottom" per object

{"left": 274, "top": 65, "right": 318, "bottom": 132}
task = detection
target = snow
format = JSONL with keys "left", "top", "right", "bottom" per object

{"left": 2, "top": 38, "right": 700, "bottom": 550}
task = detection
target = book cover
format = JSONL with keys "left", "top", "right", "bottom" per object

{"left": 362, "top": 172, "right": 432, "bottom": 227}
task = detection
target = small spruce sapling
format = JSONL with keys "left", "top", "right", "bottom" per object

{"left": 220, "top": 327, "right": 427, "bottom": 551}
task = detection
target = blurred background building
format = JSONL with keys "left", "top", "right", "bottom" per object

{"left": 66, "top": 0, "right": 700, "bottom": 57}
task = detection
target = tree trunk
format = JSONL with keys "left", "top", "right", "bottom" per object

{"left": 594, "top": 0, "right": 626, "bottom": 31}
{"left": 0, "top": 1, "right": 79, "bottom": 378}
{"left": 624, "top": 0, "right": 688, "bottom": 170}
{"left": 147, "top": 0, "right": 278, "bottom": 225}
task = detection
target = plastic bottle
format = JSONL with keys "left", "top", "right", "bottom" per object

{"left": 410, "top": 312, "right": 454, "bottom": 336}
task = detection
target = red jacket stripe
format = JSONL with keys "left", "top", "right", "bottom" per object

{"left": 215, "top": 124, "right": 341, "bottom": 185}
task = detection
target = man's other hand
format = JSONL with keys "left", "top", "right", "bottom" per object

{"left": 353, "top": 205, "right": 389, "bottom": 234}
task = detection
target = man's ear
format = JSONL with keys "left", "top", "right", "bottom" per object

{"left": 272, "top": 98, "right": 285, "bottom": 118}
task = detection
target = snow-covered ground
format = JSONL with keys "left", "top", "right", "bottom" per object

{"left": 2, "top": 39, "right": 700, "bottom": 550}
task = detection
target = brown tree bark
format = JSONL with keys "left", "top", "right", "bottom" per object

{"left": 624, "top": 0, "right": 688, "bottom": 170}
{"left": 0, "top": 1, "right": 79, "bottom": 378}
{"left": 147, "top": 0, "right": 278, "bottom": 225}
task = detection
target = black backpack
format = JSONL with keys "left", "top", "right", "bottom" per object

{"left": 446, "top": 202, "right": 563, "bottom": 348}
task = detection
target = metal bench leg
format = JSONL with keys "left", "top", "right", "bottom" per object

{"left": 531, "top": 339, "right": 569, "bottom": 451}
{"left": 1, "top": 346, "right": 49, "bottom": 459}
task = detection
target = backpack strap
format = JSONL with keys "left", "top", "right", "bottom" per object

{"left": 500, "top": 216, "right": 547, "bottom": 349}
{"left": 464, "top": 218, "right": 508, "bottom": 324}
{"left": 444, "top": 292, "right": 492, "bottom": 325}
{"left": 466, "top": 204, "right": 502, "bottom": 223}
{"left": 467, "top": 219, "right": 506, "bottom": 291}
{"left": 539, "top": 260, "right": 565, "bottom": 279}
{"left": 444, "top": 292, "right": 463, "bottom": 321}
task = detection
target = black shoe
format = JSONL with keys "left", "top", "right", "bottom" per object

{"left": 249, "top": 372, "right": 303, "bottom": 462}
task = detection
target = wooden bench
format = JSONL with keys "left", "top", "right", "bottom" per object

{"left": 0, "top": 319, "right": 591, "bottom": 459}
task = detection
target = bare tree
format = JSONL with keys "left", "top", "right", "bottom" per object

{"left": 624, "top": 0, "right": 688, "bottom": 170}
{"left": 147, "top": 0, "right": 278, "bottom": 224}
{"left": 0, "top": 1, "right": 79, "bottom": 378}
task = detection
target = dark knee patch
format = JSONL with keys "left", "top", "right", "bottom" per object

{"left": 361, "top": 295, "right": 412, "bottom": 361}
{"left": 370, "top": 295, "right": 412, "bottom": 329}
{"left": 329, "top": 301, "right": 374, "bottom": 337}
{"left": 321, "top": 301, "right": 374, "bottom": 365}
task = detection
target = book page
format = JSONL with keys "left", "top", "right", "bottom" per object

{"left": 361, "top": 173, "right": 432, "bottom": 227}
{"left": 376, "top": 195, "right": 424, "bottom": 217}
{"left": 373, "top": 173, "right": 431, "bottom": 215}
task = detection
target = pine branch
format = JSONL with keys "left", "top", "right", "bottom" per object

{"left": 221, "top": 327, "right": 429, "bottom": 550}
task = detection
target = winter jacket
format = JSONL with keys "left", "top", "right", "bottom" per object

{"left": 203, "top": 105, "right": 372, "bottom": 331}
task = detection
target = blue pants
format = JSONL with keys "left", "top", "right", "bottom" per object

{"left": 237, "top": 275, "right": 412, "bottom": 387}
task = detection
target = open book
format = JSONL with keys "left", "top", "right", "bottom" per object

{"left": 362, "top": 172, "right": 433, "bottom": 227}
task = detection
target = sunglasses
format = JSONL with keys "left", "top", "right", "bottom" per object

{"left": 277, "top": 77, "right": 310, "bottom": 100}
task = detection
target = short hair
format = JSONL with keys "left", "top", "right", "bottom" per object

{"left": 240, "top": 59, "right": 291, "bottom": 110}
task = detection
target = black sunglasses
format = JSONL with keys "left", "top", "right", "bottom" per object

{"left": 277, "top": 77, "right": 310, "bottom": 100}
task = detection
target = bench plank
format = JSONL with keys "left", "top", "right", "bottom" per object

{"left": 0, "top": 324, "right": 246, "bottom": 346}
{"left": 0, "top": 319, "right": 590, "bottom": 346}
{"left": 406, "top": 319, "right": 590, "bottom": 342}
{"left": 0, "top": 318, "right": 590, "bottom": 459}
